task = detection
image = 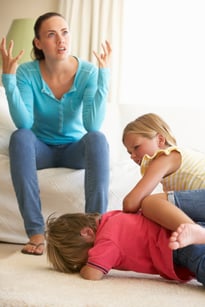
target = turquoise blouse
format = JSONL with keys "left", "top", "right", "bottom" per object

{"left": 2, "top": 58, "right": 110, "bottom": 145}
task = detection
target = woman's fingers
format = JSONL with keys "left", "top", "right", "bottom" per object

{"left": 93, "top": 40, "right": 112, "bottom": 68}
{"left": 0, "top": 37, "right": 24, "bottom": 73}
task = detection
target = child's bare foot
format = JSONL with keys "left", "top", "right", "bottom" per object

{"left": 169, "top": 223, "right": 205, "bottom": 250}
{"left": 21, "top": 234, "right": 45, "bottom": 255}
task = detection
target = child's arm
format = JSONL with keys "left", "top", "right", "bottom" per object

{"left": 123, "top": 151, "right": 181, "bottom": 213}
{"left": 80, "top": 265, "right": 104, "bottom": 280}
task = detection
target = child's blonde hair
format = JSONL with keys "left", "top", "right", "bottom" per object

{"left": 122, "top": 113, "right": 177, "bottom": 146}
{"left": 46, "top": 212, "right": 100, "bottom": 273}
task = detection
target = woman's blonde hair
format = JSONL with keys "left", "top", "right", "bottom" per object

{"left": 46, "top": 212, "right": 100, "bottom": 273}
{"left": 122, "top": 113, "right": 177, "bottom": 146}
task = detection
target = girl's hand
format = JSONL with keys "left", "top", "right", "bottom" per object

{"left": 93, "top": 40, "right": 112, "bottom": 68}
{"left": 0, "top": 37, "right": 24, "bottom": 74}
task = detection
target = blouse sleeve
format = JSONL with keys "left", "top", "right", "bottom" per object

{"left": 81, "top": 66, "right": 110, "bottom": 131}
{"left": 2, "top": 68, "right": 34, "bottom": 129}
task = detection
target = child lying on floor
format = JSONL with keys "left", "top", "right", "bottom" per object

{"left": 46, "top": 189, "right": 205, "bottom": 284}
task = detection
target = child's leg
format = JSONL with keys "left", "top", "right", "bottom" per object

{"left": 141, "top": 193, "right": 194, "bottom": 231}
{"left": 172, "top": 189, "right": 205, "bottom": 221}
{"left": 169, "top": 223, "right": 205, "bottom": 250}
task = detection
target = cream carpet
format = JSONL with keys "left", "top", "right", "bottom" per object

{"left": 0, "top": 243, "right": 204, "bottom": 307}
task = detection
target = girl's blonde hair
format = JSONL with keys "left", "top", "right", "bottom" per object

{"left": 122, "top": 113, "right": 177, "bottom": 146}
{"left": 46, "top": 212, "right": 100, "bottom": 273}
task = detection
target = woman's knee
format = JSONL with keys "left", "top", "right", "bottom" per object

{"left": 85, "top": 131, "right": 107, "bottom": 144}
{"left": 84, "top": 131, "right": 109, "bottom": 152}
{"left": 9, "top": 129, "right": 35, "bottom": 149}
{"left": 10, "top": 129, "right": 34, "bottom": 142}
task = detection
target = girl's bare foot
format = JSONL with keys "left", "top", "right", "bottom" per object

{"left": 169, "top": 223, "right": 205, "bottom": 250}
{"left": 21, "top": 234, "right": 45, "bottom": 255}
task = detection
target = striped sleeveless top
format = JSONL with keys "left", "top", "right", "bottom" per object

{"left": 140, "top": 146, "right": 205, "bottom": 192}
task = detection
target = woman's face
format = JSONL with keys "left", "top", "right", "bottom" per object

{"left": 123, "top": 133, "right": 165, "bottom": 165}
{"left": 34, "top": 16, "right": 70, "bottom": 61}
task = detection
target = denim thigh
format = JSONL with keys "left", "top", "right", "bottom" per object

{"left": 173, "top": 241, "right": 205, "bottom": 285}
{"left": 168, "top": 189, "right": 205, "bottom": 222}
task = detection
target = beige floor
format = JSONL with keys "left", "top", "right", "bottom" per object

{"left": 0, "top": 242, "right": 204, "bottom": 307}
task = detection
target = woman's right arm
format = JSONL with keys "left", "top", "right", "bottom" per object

{"left": 0, "top": 38, "right": 33, "bottom": 128}
{"left": 0, "top": 38, "right": 24, "bottom": 74}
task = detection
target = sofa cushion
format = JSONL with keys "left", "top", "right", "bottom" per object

{"left": 0, "top": 87, "right": 15, "bottom": 155}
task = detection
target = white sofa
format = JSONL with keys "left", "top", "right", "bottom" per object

{"left": 0, "top": 86, "right": 143, "bottom": 244}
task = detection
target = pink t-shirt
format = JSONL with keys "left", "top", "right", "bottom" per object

{"left": 87, "top": 211, "right": 193, "bottom": 282}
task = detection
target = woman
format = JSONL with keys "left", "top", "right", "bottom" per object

{"left": 0, "top": 12, "right": 112, "bottom": 255}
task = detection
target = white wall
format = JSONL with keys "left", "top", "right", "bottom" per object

{"left": 102, "top": 102, "right": 205, "bottom": 163}
{"left": 0, "top": 0, "right": 59, "bottom": 83}
{"left": 118, "top": 1, "right": 205, "bottom": 159}
{"left": 119, "top": 104, "right": 205, "bottom": 157}
{"left": 1, "top": 0, "right": 205, "bottom": 159}
{"left": 0, "top": 0, "right": 58, "bottom": 38}
{"left": 121, "top": 0, "right": 205, "bottom": 109}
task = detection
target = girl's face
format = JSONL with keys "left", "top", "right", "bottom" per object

{"left": 34, "top": 16, "right": 70, "bottom": 61}
{"left": 123, "top": 133, "right": 166, "bottom": 165}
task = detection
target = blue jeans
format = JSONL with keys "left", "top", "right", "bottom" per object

{"left": 170, "top": 189, "right": 205, "bottom": 285}
{"left": 9, "top": 129, "right": 110, "bottom": 237}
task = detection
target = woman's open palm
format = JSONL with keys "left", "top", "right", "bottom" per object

{"left": 93, "top": 40, "right": 112, "bottom": 68}
{"left": 0, "top": 38, "right": 24, "bottom": 74}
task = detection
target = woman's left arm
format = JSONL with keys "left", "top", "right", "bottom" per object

{"left": 93, "top": 41, "right": 112, "bottom": 68}
{"left": 82, "top": 41, "right": 112, "bottom": 131}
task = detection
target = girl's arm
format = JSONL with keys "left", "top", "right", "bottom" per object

{"left": 80, "top": 265, "right": 104, "bottom": 280}
{"left": 123, "top": 151, "right": 181, "bottom": 213}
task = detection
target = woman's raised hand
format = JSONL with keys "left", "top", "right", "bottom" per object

{"left": 0, "top": 37, "right": 24, "bottom": 74}
{"left": 93, "top": 40, "right": 112, "bottom": 68}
